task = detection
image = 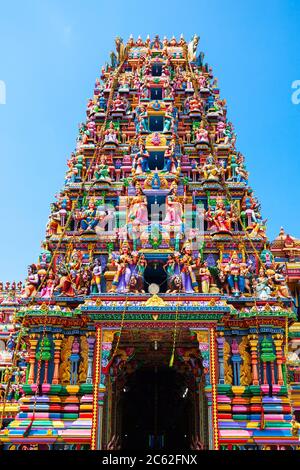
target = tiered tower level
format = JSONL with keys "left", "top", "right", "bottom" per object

{"left": 0, "top": 35, "right": 299, "bottom": 450}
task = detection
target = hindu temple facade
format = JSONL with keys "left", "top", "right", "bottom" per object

{"left": 0, "top": 35, "right": 299, "bottom": 450}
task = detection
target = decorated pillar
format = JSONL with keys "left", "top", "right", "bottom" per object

{"left": 273, "top": 334, "right": 284, "bottom": 385}
{"left": 248, "top": 334, "right": 259, "bottom": 385}
{"left": 86, "top": 334, "right": 96, "bottom": 384}
{"left": 27, "top": 335, "right": 38, "bottom": 385}
{"left": 209, "top": 326, "right": 219, "bottom": 450}
{"left": 91, "top": 327, "right": 116, "bottom": 450}
{"left": 193, "top": 327, "right": 219, "bottom": 450}
{"left": 216, "top": 332, "right": 225, "bottom": 384}
{"left": 52, "top": 334, "right": 63, "bottom": 385}
{"left": 91, "top": 326, "right": 103, "bottom": 450}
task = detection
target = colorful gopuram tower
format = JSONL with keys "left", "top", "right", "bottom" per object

{"left": 0, "top": 34, "right": 298, "bottom": 451}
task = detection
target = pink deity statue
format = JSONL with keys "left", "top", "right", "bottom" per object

{"left": 206, "top": 197, "right": 231, "bottom": 233}
{"left": 86, "top": 120, "right": 96, "bottom": 139}
{"left": 198, "top": 75, "right": 207, "bottom": 88}
{"left": 216, "top": 120, "right": 226, "bottom": 142}
{"left": 151, "top": 132, "right": 161, "bottom": 146}
{"left": 113, "top": 94, "right": 126, "bottom": 112}
{"left": 195, "top": 123, "right": 209, "bottom": 143}
{"left": 128, "top": 185, "right": 149, "bottom": 226}
{"left": 163, "top": 184, "right": 183, "bottom": 225}
{"left": 40, "top": 272, "right": 55, "bottom": 298}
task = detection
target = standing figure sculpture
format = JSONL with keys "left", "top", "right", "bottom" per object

{"left": 110, "top": 242, "right": 133, "bottom": 293}
{"left": 187, "top": 34, "right": 200, "bottom": 62}
{"left": 21, "top": 265, "right": 40, "bottom": 298}
{"left": 163, "top": 183, "right": 183, "bottom": 226}
{"left": 180, "top": 242, "right": 199, "bottom": 293}
{"left": 115, "top": 37, "right": 125, "bottom": 64}
{"left": 91, "top": 258, "right": 102, "bottom": 294}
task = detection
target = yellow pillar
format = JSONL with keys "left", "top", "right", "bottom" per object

{"left": 210, "top": 326, "right": 219, "bottom": 450}
{"left": 91, "top": 326, "right": 103, "bottom": 450}
{"left": 273, "top": 334, "right": 284, "bottom": 386}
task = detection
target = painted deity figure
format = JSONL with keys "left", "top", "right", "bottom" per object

{"left": 54, "top": 265, "right": 78, "bottom": 297}
{"left": 198, "top": 74, "right": 207, "bottom": 89}
{"left": 224, "top": 251, "right": 244, "bottom": 296}
{"left": 200, "top": 155, "right": 224, "bottom": 181}
{"left": 133, "top": 144, "right": 150, "bottom": 174}
{"left": 110, "top": 242, "right": 133, "bottom": 293}
{"left": 195, "top": 122, "right": 209, "bottom": 143}
{"left": 273, "top": 264, "right": 290, "bottom": 298}
{"left": 163, "top": 183, "right": 183, "bottom": 226}
{"left": 94, "top": 155, "right": 111, "bottom": 182}
{"left": 206, "top": 197, "right": 232, "bottom": 233}
{"left": 198, "top": 262, "right": 211, "bottom": 294}
{"left": 129, "top": 252, "right": 146, "bottom": 293}
{"left": 180, "top": 242, "right": 199, "bottom": 293}
{"left": 163, "top": 111, "right": 173, "bottom": 133}
{"left": 128, "top": 184, "right": 149, "bottom": 228}
{"left": 164, "top": 253, "right": 182, "bottom": 293}
{"left": 162, "top": 145, "right": 177, "bottom": 174}
{"left": 113, "top": 93, "right": 126, "bottom": 112}
{"left": 21, "top": 264, "right": 39, "bottom": 298}
{"left": 91, "top": 258, "right": 102, "bottom": 293}
{"left": 189, "top": 94, "right": 203, "bottom": 113}
{"left": 104, "top": 122, "right": 118, "bottom": 144}
{"left": 136, "top": 106, "right": 149, "bottom": 133}
{"left": 187, "top": 34, "right": 199, "bottom": 62}
{"left": 254, "top": 268, "right": 271, "bottom": 300}
{"left": 40, "top": 272, "right": 55, "bottom": 298}
{"left": 216, "top": 120, "right": 226, "bottom": 142}
{"left": 79, "top": 199, "right": 101, "bottom": 233}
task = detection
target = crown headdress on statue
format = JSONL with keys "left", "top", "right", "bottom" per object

{"left": 229, "top": 250, "right": 239, "bottom": 262}
{"left": 170, "top": 181, "right": 178, "bottom": 192}
{"left": 182, "top": 240, "right": 192, "bottom": 251}
{"left": 121, "top": 241, "right": 130, "bottom": 249}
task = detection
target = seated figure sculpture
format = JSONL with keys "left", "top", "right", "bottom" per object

{"left": 195, "top": 122, "right": 209, "bottom": 143}
{"left": 94, "top": 155, "right": 112, "bottom": 183}
{"left": 79, "top": 199, "right": 101, "bottom": 233}
{"left": 205, "top": 196, "right": 232, "bottom": 234}
{"left": 104, "top": 122, "right": 118, "bottom": 144}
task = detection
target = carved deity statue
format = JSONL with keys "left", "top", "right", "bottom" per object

{"left": 187, "top": 34, "right": 199, "bottom": 62}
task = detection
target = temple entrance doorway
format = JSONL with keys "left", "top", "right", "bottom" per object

{"left": 121, "top": 367, "right": 192, "bottom": 450}
{"left": 102, "top": 329, "right": 209, "bottom": 450}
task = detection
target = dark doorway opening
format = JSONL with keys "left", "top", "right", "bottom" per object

{"left": 152, "top": 64, "right": 162, "bottom": 76}
{"left": 150, "top": 87, "right": 163, "bottom": 100}
{"left": 149, "top": 116, "right": 164, "bottom": 132}
{"left": 121, "top": 368, "right": 192, "bottom": 450}
{"left": 143, "top": 262, "right": 167, "bottom": 293}
{"left": 148, "top": 151, "right": 165, "bottom": 170}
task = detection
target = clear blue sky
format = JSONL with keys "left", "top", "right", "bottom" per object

{"left": 0, "top": 0, "right": 299, "bottom": 281}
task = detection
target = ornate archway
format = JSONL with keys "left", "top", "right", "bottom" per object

{"left": 99, "top": 328, "right": 210, "bottom": 450}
